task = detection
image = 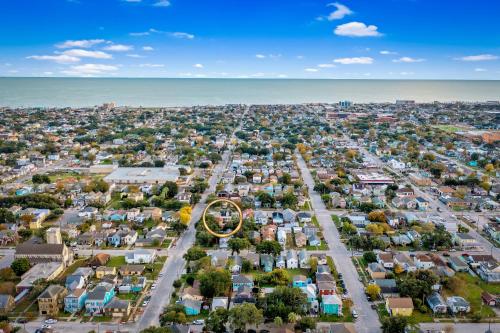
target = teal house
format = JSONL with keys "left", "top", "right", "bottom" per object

{"left": 85, "top": 282, "right": 116, "bottom": 315}
{"left": 181, "top": 299, "right": 202, "bottom": 315}
{"left": 232, "top": 274, "right": 254, "bottom": 290}
{"left": 292, "top": 275, "right": 308, "bottom": 288}
{"left": 321, "top": 294, "right": 343, "bottom": 315}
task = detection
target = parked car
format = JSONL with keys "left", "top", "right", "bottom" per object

{"left": 193, "top": 319, "right": 205, "bottom": 325}
{"left": 352, "top": 309, "right": 358, "bottom": 319}
{"left": 44, "top": 319, "right": 57, "bottom": 324}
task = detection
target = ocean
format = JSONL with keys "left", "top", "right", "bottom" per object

{"left": 0, "top": 78, "right": 499, "bottom": 107}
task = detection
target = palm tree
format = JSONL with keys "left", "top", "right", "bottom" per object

{"left": 274, "top": 317, "right": 283, "bottom": 327}
{"left": 288, "top": 312, "right": 300, "bottom": 324}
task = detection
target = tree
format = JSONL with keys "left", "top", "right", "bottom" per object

{"left": 363, "top": 251, "right": 377, "bottom": 263}
{"left": 281, "top": 191, "right": 298, "bottom": 207}
{"left": 179, "top": 206, "right": 192, "bottom": 226}
{"left": 163, "top": 181, "right": 178, "bottom": 199}
{"left": 485, "top": 163, "right": 494, "bottom": 172}
{"left": 297, "top": 317, "right": 316, "bottom": 331}
{"left": 0, "top": 208, "right": 15, "bottom": 224}
{"left": 256, "top": 240, "right": 282, "bottom": 256}
{"left": 228, "top": 238, "right": 250, "bottom": 255}
{"left": 313, "top": 183, "right": 330, "bottom": 194}
{"left": 183, "top": 246, "right": 207, "bottom": 262}
{"left": 287, "top": 312, "right": 300, "bottom": 324}
{"left": 366, "top": 284, "right": 381, "bottom": 300}
{"left": 398, "top": 270, "right": 438, "bottom": 302}
{"left": 381, "top": 316, "right": 408, "bottom": 333}
{"left": 262, "top": 286, "right": 307, "bottom": 319}
{"left": 199, "top": 268, "right": 231, "bottom": 298}
{"left": 273, "top": 317, "right": 283, "bottom": 327}
{"left": 11, "top": 258, "right": 30, "bottom": 276}
{"left": 205, "top": 308, "right": 228, "bottom": 333}
{"left": 228, "top": 303, "right": 264, "bottom": 332}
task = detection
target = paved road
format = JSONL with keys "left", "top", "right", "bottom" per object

{"left": 295, "top": 152, "right": 381, "bottom": 333}
{"left": 420, "top": 322, "right": 500, "bottom": 333}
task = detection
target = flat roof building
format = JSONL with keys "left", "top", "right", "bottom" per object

{"left": 103, "top": 167, "right": 180, "bottom": 185}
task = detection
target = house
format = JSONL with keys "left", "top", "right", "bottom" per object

{"left": 272, "top": 212, "right": 284, "bottom": 224}
{"left": 299, "top": 249, "right": 309, "bottom": 268}
{"left": 454, "top": 232, "right": 478, "bottom": 250}
{"left": 125, "top": 249, "right": 156, "bottom": 264}
{"left": 260, "top": 254, "right": 274, "bottom": 272}
{"left": 374, "top": 279, "right": 399, "bottom": 298}
{"left": 321, "top": 294, "right": 343, "bottom": 315}
{"left": 414, "top": 254, "right": 435, "bottom": 270}
{"left": 308, "top": 234, "right": 321, "bottom": 247}
{"left": 181, "top": 298, "right": 202, "bottom": 315}
{"left": 65, "top": 274, "right": 85, "bottom": 291}
{"left": 446, "top": 296, "right": 471, "bottom": 314}
{"left": 16, "top": 262, "right": 64, "bottom": 292}
{"left": 367, "top": 262, "right": 386, "bottom": 279}
{"left": 232, "top": 274, "right": 254, "bottom": 290}
{"left": 108, "top": 229, "right": 138, "bottom": 247}
{"left": 0, "top": 294, "right": 15, "bottom": 314}
{"left": 15, "top": 242, "right": 73, "bottom": 267}
{"left": 426, "top": 292, "right": 447, "bottom": 314}
{"left": 477, "top": 261, "right": 500, "bottom": 283}
{"left": 38, "top": 285, "right": 68, "bottom": 316}
{"left": 386, "top": 297, "right": 414, "bottom": 317}
{"left": 317, "top": 280, "right": 337, "bottom": 296}
{"left": 297, "top": 212, "right": 312, "bottom": 223}
{"left": 394, "top": 253, "right": 416, "bottom": 272}
{"left": 377, "top": 252, "right": 394, "bottom": 269}
{"left": 277, "top": 229, "right": 287, "bottom": 245}
{"left": 104, "top": 297, "right": 131, "bottom": 318}
{"left": 481, "top": 292, "right": 497, "bottom": 307}
{"left": 415, "top": 197, "right": 429, "bottom": 210}
{"left": 119, "top": 264, "right": 145, "bottom": 276}
{"left": 211, "top": 297, "right": 229, "bottom": 311}
{"left": 276, "top": 254, "right": 286, "bottom": 269}
{"left": 96, "top": 266, "right": 116, "bottom": 279}
{"left": 286, "top": 250, "right": 298, "bottom": 268}
{"left": 64, "top": 288, "right": 88, "bottom": 313}
{"left": 119, "top": 276, "right": 147, "bottom": 293}
{"left": 229, "top": 256, "right": 243, "bottom": 274}
{"left": 89, "top": 253, "right": 110, "bottom": 268}
{"left": 282, "top": 209, "right": 297, "bottom": 223}
{"left": 448, "top": 256, "right": 469, "bottom": 272}
{"left": 210, "top": 251, "right": 229, "bottom": 268}
{"left": 233, "top": 285, "right": 255, "bottom": 304}
{"left": 294, "top": 231, "right": 307, "bottom": 248}
{"left": 292, "top": 275, "right": 308, "bottom": 288}
{"left": 85, "top": 282, "right": 116, "bottom": 315}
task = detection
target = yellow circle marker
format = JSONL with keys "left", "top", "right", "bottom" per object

{"left": 202, "top": 198, "right": 243, "bottom": 238}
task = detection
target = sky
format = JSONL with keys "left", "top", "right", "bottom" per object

{"left": 0, "top": 0, "right": 499, "bottom": 79}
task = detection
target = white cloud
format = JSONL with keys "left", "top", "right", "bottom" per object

{"left": 153, "top": 0, "right": 170, "bottom": 7}
{"left": 277, "top": 74, "right": 288, "bottom": 78}
{"left": 380, "top": 50, "right": 397, "bottom": 55}
{"left": 474, "top": 68, "right": 487, "bottom": 72}
{"left": 193, "top": 63, "right": 204, "bottom": 68}
{"left": 103, "top": 44, "right": 133, "bottom": 52}
{"left": 333, "top": 56, "right": 373, "bottom": 65}
{"left": 169, "top": 32, "right": 195, "bottom": 39}
{"left": 318, "top": 64, "right": 335, "bottom": 68}
{"left": 305, "top": 68, "right": 319, "bottom": 72}
{"left": 142, "top": 46, "right": 154, "bottom": 51}
{"left": 56, "top": 39, "right": 106, "bottom": 49}
{"left": 126, "top": 54, "right": 145, "bottom": 58}
{"left": 454, "top": 54, "right": 498, "bottom": 62}
{"left": 130, "top": 31, "right": 151, "bottom": 36}
{"left": 250, "top": 73, "right": 265, "bottom": 77}
{"left": 124, "top": 0, "right": 141, "bottom": 2}
{"left": 399, "top": 71, "right": 414, "bottom": 75}
{"left": 392, "top": 56, "right": 425, "bottom": 63}
{"left": 27, "top": 54, "right": 80, "bottom": 64}
{"left": 139, "top": 63, "right": 165, "bottom": 68}
{"left": 43, "top": 71, "right": 54, "bottom": 75}
{"left": 255, "top": 54, "right": 281, "bottom": 59}
{"left": 326, "top": 2, "right": 353, "bottom": 20}
{"left": 61, "top": 63, "right": 118, "bottom": 76}
{"left": 334, "top": 22, "right": 382, "bottom": 37}
{"left": 296, "top": 55, "right": 304, "bottom": 60}
{"left": 62, "top": 49, "right": 113, "bottom": 59}
{"left": 255, "top": 54, "right": 266, "bottom": 59}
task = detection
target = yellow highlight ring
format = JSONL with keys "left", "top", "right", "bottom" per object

{"left": 202, "top": 198, "right": 243, "bottom": 238}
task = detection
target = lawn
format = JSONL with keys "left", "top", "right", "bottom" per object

{"left": 319, "top": 303, "right": 354, "bottom": 322}
{"left": 58, "top": 258, "right": 89, "bottom": 281}
{"left": 107, "top": 256, "right": 126, "bottom": 267}
{"left": 432, "top": 125, "right": 469, "bottom": 133}
{"left": 441, "top": 273, "right": 498, "bottom": 318}
{"left": 306, "top": 243, "right": 329, "bottom": 251}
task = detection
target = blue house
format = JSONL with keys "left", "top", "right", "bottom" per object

{"left": 64, "top": 288, "right": 88, "bottom": 313}
{"left": 119, "top": 276, "right": 146, "bottom": 293}
{"left": 321, "top": 294, "right": 343, "bottom": 315}
{"left": 65, "top": 275, "right": 85, "bottom": 291}
{"left": 181, "top": 298, "right": 202, "bottom": 315}
{"left": 85, "top": 282, "right": 115, "bottom": 315}
{"left": 232, "top": 275, "right": 254, "bottom": 291}
{"left": 292, "top": 275, "right": 309, "bottom": 288}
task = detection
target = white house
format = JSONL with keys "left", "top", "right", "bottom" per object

{"left": 125, "top": 249, "right": 156, "bottom": 264}
{"left": 286, "top": 250, "right": 298, "bottom": 269}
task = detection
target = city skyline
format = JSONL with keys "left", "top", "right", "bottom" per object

{"left": 0, "top": 0, "right": 499, "bottom": 79}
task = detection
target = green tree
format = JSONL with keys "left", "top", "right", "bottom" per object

{"left": 297, "top": 317, "right": 316, "bottom": 331}
{"left": 140, "top": 327, "right": 172, "bottom": 333}
{"left": 163, "top": 181, "right": 179, "bottom": 199}
{"left": 183, "top": 246, "right": 207, "bottom": 262}
{"left": 206, "top": 308, "right": 229, "bottom": 333}
{"left": 0, "top": 208, "right": 15, "bottom": 224}
{"left": 256, "top": 240, "right": 282, "bottom": 256}
{"left": 11, "top": 258, "right": 30, "bottom": 276}
{"left": 273, "top": 316, "right": 283, "bottom": 327}
{"left": 363, "top": 251, "right": 377, "bottom": 263}
{"left": 228, "top": 303, "right": 264, "bottom": 332}
{"left": 228, "top": 238, "right": 250, "bottom": 255}
{"left": 262, "top": 286, "right": 307, "bottom": 319}
{"left": 199, "top": 268, "right": 231, "bottom": 298}
{"left": 381, "top": 316, "right": 408, "bottom": 333}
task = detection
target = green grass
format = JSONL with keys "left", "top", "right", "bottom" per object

{"left": 117, "top": 293, "right": 140, "bottom": 301}
{"left": 106, "top": 256, "right": 126, "bottom": 267}
{"left": 58, "top": 258, "right": 89, "bottom": 281}
{"left": 91, "top": 315, "right": 114, "bottom": 322}
{"left": 319, "top": 303, "right": 354, "bottom": 322}
{"left": 306, "top": 243, "right": 329, "bottom": 251}
{"left": 432, "top": 125, "right": 468, "bottom": 133}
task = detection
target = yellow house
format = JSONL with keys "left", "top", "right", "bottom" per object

{"left": 386, "top": 297, "right": 414, "bottom": 316}
{"left": 96, "top": 266, "right": 116, "bottom": 279}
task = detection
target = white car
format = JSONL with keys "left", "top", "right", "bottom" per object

{"left": 351, "top": 309, "right": 359, "bottom": 319}
{"left": 142, "top": 300, "right": 149, "bottom": 306}
{"left": 42, "top": 324, "right": 52, "bottom": 329}
{"left": 193, "top": 319, "right": 205, "bottom": 325}
{"left": 44, "top": 319, "right": 57, "bottom": 324}
{"left": 151, "top": 284, "right": 157, "bottom": 290}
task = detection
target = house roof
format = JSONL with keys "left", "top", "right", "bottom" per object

{"left": 0, "top": 294, "right": 13, "bottom": 309}
{"left": 38, "top": 285, "right": 66, "bottom": 300}
{"left": 104, "top": 297, "right": 130, "bottom": 310}
{"left": 16, "top": 243, "right": 65, "bottom": 255}
{"left": 387, "top": 297, "right": 414, "bottom": 309}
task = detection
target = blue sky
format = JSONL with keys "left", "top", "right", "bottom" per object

{"left": 0, "top": 0, "right": 499, "bottom": 79}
